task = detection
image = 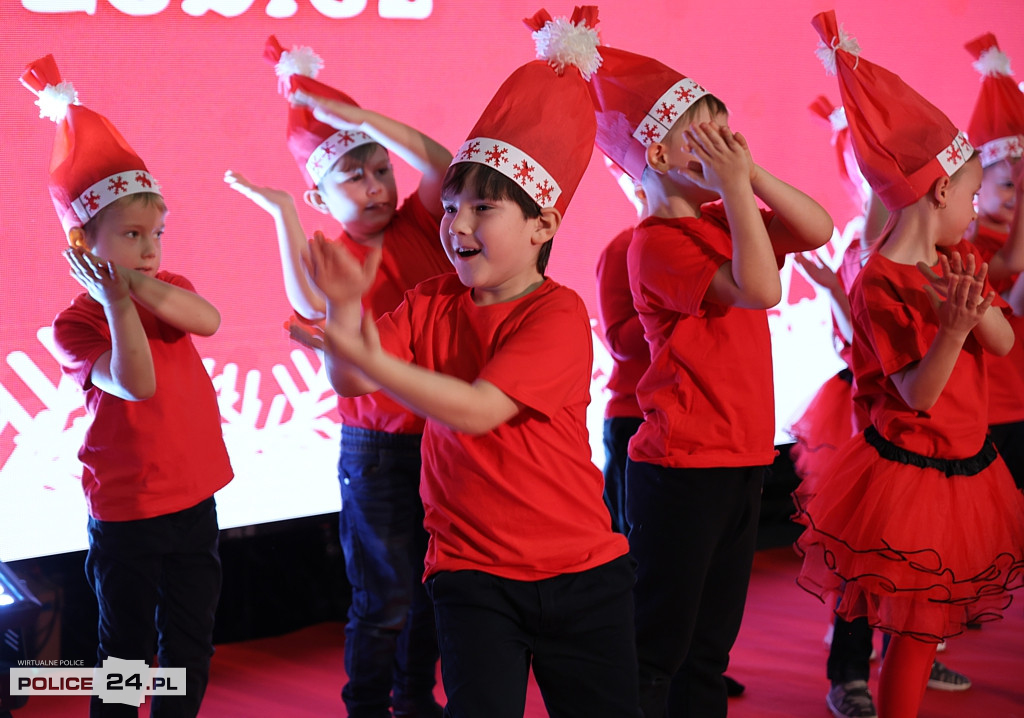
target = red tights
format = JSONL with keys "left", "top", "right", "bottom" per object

{"left": 877, "top": 634, "right": 937, "bottom": 718}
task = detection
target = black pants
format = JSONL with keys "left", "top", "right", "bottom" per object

{"left": 425, "top": 555, "right": 641, "bottom": 718}
{"left": 990, "top": 421, "right": 1024, "bottom": 491}
{"left": 627, "top": 460, "right": 764, "bottom": 718}
{"left": 602, "top": 416, "right": 643, "bottom": 535}
{"left": 85, "top": 497, "right": 221, "bottom": 718}
{"left": 827, "top": 614, "right": 873, "bottom": 685}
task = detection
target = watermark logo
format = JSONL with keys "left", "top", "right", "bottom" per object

{"left": 11, "top": 657, "right": 186, "bottom": 706}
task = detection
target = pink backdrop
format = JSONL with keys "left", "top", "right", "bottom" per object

{"left": 2, "top": 0, "right": 1021, "bottom": 559}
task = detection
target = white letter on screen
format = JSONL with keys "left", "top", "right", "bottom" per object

{"left": 107, "top": 0, "right": 169, "bottom": 15}
{"left": 22, "top": 0, "right": 97, "bottom": 14}
{"left": 309, "top": 0, "right": 366, "bottom": 19}
{"left": 378, "top": 0, "right": 431, "bottom": 19}
{"left": 181, "top": 0, "right": 255, "bottom": 16}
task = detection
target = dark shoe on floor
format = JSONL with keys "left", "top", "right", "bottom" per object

{"left": 724, "top": 674, "right": 745, "bottom": 697}
{"left": 927, "top": 660, "right": 971, "bottom": 692}
{"left": 826, "top": 679, "right": 877, "bottom": 718}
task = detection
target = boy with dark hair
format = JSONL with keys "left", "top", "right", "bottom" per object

{"left": 300, "top": 8, "right": 640, "bottom": 717}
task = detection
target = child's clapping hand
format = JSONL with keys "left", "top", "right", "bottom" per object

{"left": 918, "top": 251, "right": 996, "bottom": 334}
{"left": 64, "top": 247, "right": 131, "bottom": 308}
{"left": 303, "top": 230, "right": 381, "bottom": 305}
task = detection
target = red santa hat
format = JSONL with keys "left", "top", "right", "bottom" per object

{"left": 451, "top": 6, "right": 601, "bottom": 217}
{"left": 811, "top": 10, "right": 972, "bottom": 212}
{"left": 265, "top": 36, "right": 375, "bottom": 189}
{"left": 587, "top": 44, "right": 710, "bottom": 181}
{"left": 21, "top": 54, "right": 160, "bottom": 236}
{"left": 808, "top": 95, "right": 866, "bottom": 204}
{"left": 965, "top": 33, "right": 1024, "bottom": 168}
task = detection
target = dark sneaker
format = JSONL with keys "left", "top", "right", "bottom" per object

{"left": 826, "top": 680, "right": 878, "bottom": 718}
{"left": 927, "top": 660, "right": 971, "bottom": 692}
{"left": 724, "top": 674, "right": 745, "bottom": 697}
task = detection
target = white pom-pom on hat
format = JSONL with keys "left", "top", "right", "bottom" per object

{"left": 828, "top": 105, "right": 848, "bottom": 133}
{"left": 275, "top": 45, "right": 324, "bottom": 95}
{"left": 815, "top": 25, "right": 860, "bottom": 76}
{"left": 35, "top": 81, "right": 79, "bottom": 123}
{"left": 973, "top": 47, "right": 1013, "bottom": 79}
{"left": 532, "top": 15, "right": 602, "bottom": 81}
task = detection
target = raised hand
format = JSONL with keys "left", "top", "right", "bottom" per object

{"left": 793, "top": 252, "right": 842, "bottom": 292}
{"left": 918, "top": 251, "right": 995, "bottom": 335}
{"left": 64, "top": 248, "right": 131, "bottom": 307}
{"left": 290, "top": 89, "right": 365, "bottom": 132}
{"left": 676, "top": 122, "right": 754, "bottom": 193}
{"left": 224, "top": 169, "right": 295, "bottom": 217}
{"left": 303, "top": 231, "right": 382, "bottom": 305}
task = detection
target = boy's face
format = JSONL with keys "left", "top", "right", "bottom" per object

{"left": 440, "top": 186, "right": 546, "bottom": 305}
{"left": 661, "top": 105, "right": 731, "bottom": 200}
{"left": 316, "top": 145, "right": 398, "bottom": 242}
{"left": 84, "top": 197, "right": 166, "bottom": 276}
{"left": 977, "top": 158, "right": 1018, "bottom": 228}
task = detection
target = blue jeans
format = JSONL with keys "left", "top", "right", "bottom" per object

{"left": 338, "top": 426, "right": 439, "bottom": 717}
{"left": 85, "top": 497, "right": 221, "bottom": 718}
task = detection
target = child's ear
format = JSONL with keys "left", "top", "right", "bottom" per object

{"left": 646, "top": 141, "right": 670, "bottom": 174}
{"left": 931, "top": 176, "right": 951, "bottom": 210}
{"left": 303, "top": 189, "right": 330, "bottom": 215}
{"left": 68, "top": 226, "right": 87, "bottom": 250}
{"left": 532, "top": 207, "right": 562, "bottom": 244}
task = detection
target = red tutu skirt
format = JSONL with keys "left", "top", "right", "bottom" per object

{"left": 794, "top": 431, "right": 1024, "bottom": 642}
{"left": 788, "top": 371, "right": 854, "bottom": 490}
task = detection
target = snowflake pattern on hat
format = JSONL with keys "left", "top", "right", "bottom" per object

{"left": 455, "top": 137, "right": 562, "bottom": 209}
{"left": 631, "top": 78, "right": 707, "bottom": 147}
{"left": 306, "top": 129, "right": 374, "bottom": 186}
{"left": 71, "top": 171, "right": 161, "bottom": 224}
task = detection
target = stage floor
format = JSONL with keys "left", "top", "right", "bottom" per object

{"left": 13, "top": 547, "right": 1024, "bottom": 717}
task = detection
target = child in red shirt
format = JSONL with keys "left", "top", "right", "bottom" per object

{"left": 595, "top": 159, "right": 648, "bottom": 535}
{"left": 963, "top": 32, "right": 1024, "bottom": 492}
{"left": 589, "top": 43, "right": 833, "bottom": 718}
{"left": 301, "top": 9, "right": 639, "bottom": 717}
{"left": 25, "top": 55, "right": 233, "bottom": 717}
{"left": 796, "top": 13, "right": 1024, "bottom": 717}
{"left": 225, "top": 37, "right": 453, "bottom": 717}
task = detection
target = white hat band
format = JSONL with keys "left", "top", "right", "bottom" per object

{"left": 454, "top": 137, "right": 562, "bottom": 209}
{"left": 306, "top": 129, "right": 374, "bottom": 186}
{"left": 71, "top": 170, "right": 161, "bottom": 224}
{"left": 632, "top": 78, "right": 708, "bottom": 147}
{"left": 979, "top": 135, "right": 1023, "bottom": 168}
{"left": 936, "top": 131, "right": 973, "bottom": 176}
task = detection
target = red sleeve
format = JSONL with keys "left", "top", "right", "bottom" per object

{"left": 632, "top": 204, "right": 777, "bottom": 317}
{"left": 856, "top": 270, "right": 932, "bottom": 378}
{"left": 52, "top": 298, "right": 110, "bottom": 390}
{"left": 595, "top": 228, "right": 647, "bottom": 362}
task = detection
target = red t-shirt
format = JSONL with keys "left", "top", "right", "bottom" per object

{"left": 299, "top": 192, "right": 454, "bottom": 434}
{"left": 377, "top": 274, "right": 628, "bottom": 581}
{"left": 52, "top": 271, "right": 233, "bottom": 521}
{"left": 850, "top": 241, "right": 997, "bottom": 458}
{"left": 970, "top": 224, "right": 1024, "bottom": 425}
{"left": 595, "top": 227, "right": 648, "bottom": 420}
{"left": 626, "top": 203, "right": 781, "bottom": 468}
